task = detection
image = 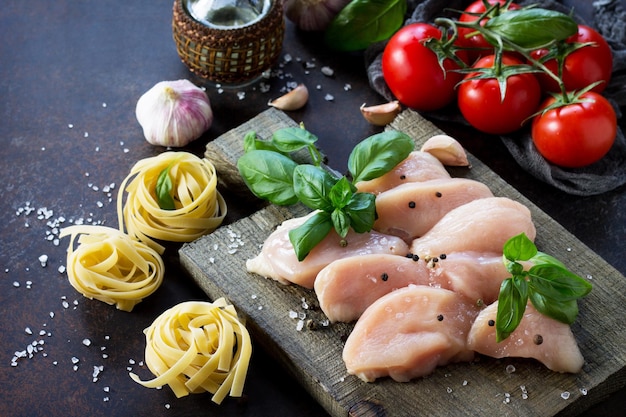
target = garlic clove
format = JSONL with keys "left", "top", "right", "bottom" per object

{"left": 268, "top": 84, "right": 309, "bottom": 111}
{"left": 360, "top": 101, "right": 402, "bottom": 126}
{"left": 136, "top": 79, "right": 213, "bottom": 147}
{"left": 420, "top": 134, "right": 470, "bottom": 167}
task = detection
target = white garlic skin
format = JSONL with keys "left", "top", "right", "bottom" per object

{"left": 284, "top": 0, "right": 352, "bottom": 32}
{"left": 136, "top": 79, "right": 213, "bottom": 147}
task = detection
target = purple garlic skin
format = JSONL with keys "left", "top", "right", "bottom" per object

{"left": 284, "top": 0, "right": 352, "bottom": 32}
{"left": 136, "top": 79, "right": 213, "bottom": 147}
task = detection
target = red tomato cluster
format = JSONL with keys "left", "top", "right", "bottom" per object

{"left": 381, "top": 0, "right": 617, "bottom": 168}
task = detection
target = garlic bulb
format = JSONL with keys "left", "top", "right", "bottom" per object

{"left": 136, "top": 79, "right": 213, "bottom": 147}
{"left": 284, "top": 0, "right": 352, "bottom": 32}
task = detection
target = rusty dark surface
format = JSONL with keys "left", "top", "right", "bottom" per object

{"left": 1, "top": 1, "right": 624, "bottom": 417}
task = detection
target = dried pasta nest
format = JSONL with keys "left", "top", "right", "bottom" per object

{"left": 172, "top": 0, "right": 285, "bottom": 85}
{"left": 59, "top": 225, "right": 165, "bottom": 312}
{"left": 118, "top": 151, "right": 227, "bottom": 254}
{"left": 130, "top": 299, "right": 252, "bottom": 403}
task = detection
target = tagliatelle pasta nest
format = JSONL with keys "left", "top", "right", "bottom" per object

{"left": 118, "top": 151, "right": 227, "bottom": 254}
{"left": 59, "top": 225, "right": 165, "bottom": 312}
{"left": 129, "top": 299, "right": 252, "bottom": 403}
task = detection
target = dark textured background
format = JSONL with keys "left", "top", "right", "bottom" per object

{"left": 1, "top": 1, "right": 624, "bottom": 416}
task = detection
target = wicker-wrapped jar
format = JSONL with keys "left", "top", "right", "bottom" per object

{"left": 172, "top": 0, "right": 285, "bottom": 85}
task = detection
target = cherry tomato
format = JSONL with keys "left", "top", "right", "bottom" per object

{"left": 458, "top": 0, "right": 521, "bottom": 62}
{"left": 382, "top": 23, "right": 468, "bottom": 111}
{"left": 531, "top": 91, "right": 616, "bottom": 168}
{"left": 457, "top": 54, "right": 541, "bottom": 134}
{"left": 530, "top": 25, "right": 613, "bottom": 93}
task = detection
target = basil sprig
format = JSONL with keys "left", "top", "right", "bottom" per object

{"left": 496, "top": 233, "right": 592, "bottom": 342}
{"left": 237, "top": 127, "right": 414, "bottom": 260}
{"left": 156, "top": 163, "right": 176, "bottom": 210}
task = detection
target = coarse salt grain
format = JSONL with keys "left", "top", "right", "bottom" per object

{"left": 505, "top": 364, "right": 516, "bottom": 374}
{"left": 561, "top": 391, "right": 570, "bottom": 400}
{"left": 83, "top": 338, "right": 92, "bottom": 346}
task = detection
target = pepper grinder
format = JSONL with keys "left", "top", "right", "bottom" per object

{"left": 172, "top": 0, "right": 284, "bottom": 85}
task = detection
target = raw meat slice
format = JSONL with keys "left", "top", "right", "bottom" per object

{"left": 343, "top": 285, "right": 479, "bottom": 382}
{"left": 431, "top": 251, "right": 512, "bottom": 305}
{"left": 355, "top": 151, "right": 450, "bottom": 195}
{"left": 410, "top": 197, "right": 536, "bottom": 258}
{"left": 467, "top": 301, "right": 585, "bottom": 373}
{"left": 246, "top": 213, "right": 410, "bottom": 289}
{"left": 315, "top": 251, "right": 517, "bottom": 323}
{"left": 373, "top": 178, "right": 494, "bottom": 242}
{"left": 314, "top": 254, "right": 444, "bottom": 323}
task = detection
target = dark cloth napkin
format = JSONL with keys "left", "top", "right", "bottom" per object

{"left": 365, "top": 0, "right": 626, "bottom": 196}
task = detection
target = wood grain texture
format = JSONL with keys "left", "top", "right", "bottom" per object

{"left": 180, "top": 108, "right": 626, "bottom": 417}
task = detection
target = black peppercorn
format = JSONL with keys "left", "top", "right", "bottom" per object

{"left": 408, "top": 201, "right": 416, "bottom": 208}
{"left": 533, "top": 334, "right": 543, "bottom": 345}
{"left": 435, "top": 192, "right": 442, "bottom": 198}
{"left": 488, "top": 319, "right": 495, "bottom": 327}
{"left": 437, "top": 314, "right": 444, "bottom": 321}
{"left": 381, "top": 272, "right": 389, "bottom": 282}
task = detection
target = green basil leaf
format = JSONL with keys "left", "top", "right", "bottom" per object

{"left": 293, "top": 165, "right": 337, "bottom": 211}
{"left": 331, "top": 208, "right": 350, "bottom": 239}
{"left": 349, "top": 131, "right": 414, "bottom": 183}
{"left": 484, "top": 8, "right": 578, "bottom": 49}
{"left": 530, "top": 251, "right": 567, "bottom": 269}
{"left": 289, "top": 211, "right": 333, "bottom": 261}
{"left": 237, "top": 150, "right": 299, "bottom": 205}
{"left": 156, "top": 165, "right": 176, "bottom": 210}
{"left": 503, "top": 233, "right": 537, "bottom": 262}
{"left": 496, "top": 277, "right": 528, "bottom": 342}
{"left": 329, "top": 176, "right": 354, "bottom": 210}
{"left": 505, "top": 260, "right": 524, "bottom": 276}
{"left": 243, "top": 130, "right": 257, "bottom": 152}
{"left": 271, "top": 127, "right": 318, "bottom": 153}
{"left": 325, "top": 0, "right": 407, "bottom": 51}
{"left": 529, "top": 291, "right": 579, "bottom": 324}
{"left": 528, "top": 265, "right": 592, "bottom": 301}
{"left": 345, "top": 192, "right": 377, "bottom": 233}
{"left": 243, "top": 130, "right": 284, "bottom": 154}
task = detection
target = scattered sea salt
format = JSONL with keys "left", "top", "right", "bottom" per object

{"left": 505, "top": 364, "right": 516, "bottom": 374}
{"left": 82, "top": 338, "right": 92, "bottom": 347}
{"left": 561, "top": 391, "right": 570, "bottom": 400}
{"left": 321, "top": 66, "right": 334, "bottom": 77}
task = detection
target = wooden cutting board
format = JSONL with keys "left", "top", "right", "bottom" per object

{"left": 179, "top": 107, "right": 626, "bottom": 417}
